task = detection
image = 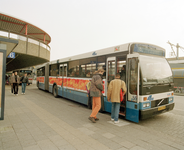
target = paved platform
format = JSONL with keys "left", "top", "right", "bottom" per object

{"left": 0, "top": 85, "right": 184, "bottom": 150}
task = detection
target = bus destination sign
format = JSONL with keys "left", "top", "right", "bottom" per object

{"left": 133, "top": 44, "right": 165, "bottom": 57}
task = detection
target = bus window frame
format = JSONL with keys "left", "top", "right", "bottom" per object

{"left": 49, "top": 63, "right": 59, "bottom": 77}
{"left": 37, "top": 67, "right": 45, "bottom": 77}
{"left": 127, "top": 53, "right": 140, "bottom": 103}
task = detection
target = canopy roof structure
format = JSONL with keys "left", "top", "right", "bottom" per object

{"left": 0, "top": 13, "right": 51, "bottom": 44}
{"left": 0, "top": 13, "right": 51, "bottom": 72}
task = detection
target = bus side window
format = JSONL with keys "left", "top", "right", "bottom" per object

{"left": 117, "top": 57, "right": 126, "bottom": 83}
{"left": 79, "top": 57, "right": 96, "bottom": 78}
{"left": 68, "top": 60, "right": 79, "bottom": 77}
{"left": 42, "top": 67, "right": 45, "bottom": 76}
{"left": 64, "top": 64, "right": 67, "bottom": 77}
{"left": 80, "top": 59, "right": 91, "bottom": 77}
{"left": 59, "top": 64, "right": 63, "bottom": 76}
{"left": 97, "top": 56, "right": 106, "bottom": 79}
{"left": 50, "top": 64, "right": 58, "bottom": 76}
{"left": 108, "top": 61, "right": 115, "bottom": 83}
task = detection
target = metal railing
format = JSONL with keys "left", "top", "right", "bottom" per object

{"left": 0, "top": 30, "right": 51, "bottom": 51}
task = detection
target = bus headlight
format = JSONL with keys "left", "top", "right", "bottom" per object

{"left": 169, "top": 97, "right": 173, "bottom": 102}
{"left": 143, "top": 103, "right": 150, "bottom": 108}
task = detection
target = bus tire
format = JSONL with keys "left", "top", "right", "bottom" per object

{"left": 53, "top": 85, "right": 58, "bottom": 98}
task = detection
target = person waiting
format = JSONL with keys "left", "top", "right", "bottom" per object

{"left": 107, "top": 73, "right": 127, "bottom": 124}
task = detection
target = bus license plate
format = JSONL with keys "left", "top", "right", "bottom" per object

{"left": 158, "top": 106, "right": 166, "bottom": 111}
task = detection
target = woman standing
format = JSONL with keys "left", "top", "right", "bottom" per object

{"left": 88, "top": 68, "right": 104, "bottom": 123}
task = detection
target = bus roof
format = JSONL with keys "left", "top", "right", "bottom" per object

{"left": 49, "top": 42, "right": 165, "bottom": 64}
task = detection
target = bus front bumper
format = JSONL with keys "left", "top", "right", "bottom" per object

{"left": 140, "top": 103, "right": 174, "bottom": 120}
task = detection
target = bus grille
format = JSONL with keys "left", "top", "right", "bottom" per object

{"left": 151, "top": 98, "right": 169, "bottom": 108}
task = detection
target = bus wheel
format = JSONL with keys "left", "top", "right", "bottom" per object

{"left": 53, "top": 85, "right": 58, "bottom": 98}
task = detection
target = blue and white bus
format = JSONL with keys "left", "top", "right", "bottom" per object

{"left": 37, "top": 42, "right": 174, "bottom": 123}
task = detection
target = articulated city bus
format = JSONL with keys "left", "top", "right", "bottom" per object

{"left": 37, "top": 42, "right": 174, "bottom": 123}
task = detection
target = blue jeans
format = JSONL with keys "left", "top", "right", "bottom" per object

{"left": 111, "top": 102, "right": 120, "bottom": 121}
{"left": 22, "top": 83, "right": 27, "bottom": 93}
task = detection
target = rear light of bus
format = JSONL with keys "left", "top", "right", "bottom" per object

{"left": 171, "top": 92, "right": 174, "bottom": 96}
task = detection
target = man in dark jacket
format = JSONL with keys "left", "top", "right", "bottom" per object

{"left": 21, "top": 73, "right": 29, "bottom": 94}
{"left": 12, "top": 72, "right": 20, "bottom": 95}
{"left": 88, "top": 68, "right": 104, "bottom": 123}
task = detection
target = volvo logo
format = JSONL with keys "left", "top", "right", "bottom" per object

{"left": 92, "top": 52, "right": 97, "bottom": 55}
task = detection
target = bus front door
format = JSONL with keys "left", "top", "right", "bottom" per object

{"left": 105, "top": 57, "right": 116, "bottom": 113}
{"left": 106, "top": 57, "right": 116, "bottom": 90}
{"left": 126, "top": 54, "right": 140, "bottom": 123}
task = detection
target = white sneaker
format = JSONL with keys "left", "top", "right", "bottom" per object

{"left": 22, "top": 93, "right": 24, "bottom": 94}
{"left": 114, "top": 120, "right": 119, "bottom": 124}
{"left": 16, "top": 94, "right": 18, "bottom": 96}
{"left": 111, "top": 118, "right": 114, "bottom": 121}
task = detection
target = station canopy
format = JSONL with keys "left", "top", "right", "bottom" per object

{"left": 0, "top": 13, "right": 51, "bottom": 44}
{"left": 0, "top": 13, "right": 51, "bottom": 72}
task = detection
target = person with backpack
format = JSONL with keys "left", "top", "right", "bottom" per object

{"left": 88, "top": 68, "right": 104, "bottom": 123}
{"left": 21, "top": 73, "right": 29, "bottom": 94}
{"left": 107, "top": 73, "right": 127, "bottom": 124}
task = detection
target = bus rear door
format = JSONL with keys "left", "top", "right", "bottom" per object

{"left": 45, "top": 63, "right": 49, "bottom": 91}
{"left": 61, "top": 64, "right": 67, "bottom": 97}
{"left": 126, "top": 53, "right": 140, "bottom": 123}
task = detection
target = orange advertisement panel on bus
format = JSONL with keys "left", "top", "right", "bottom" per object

{"left": 37, "top": 77, "right": 44, "bottom": 83}
{"left": 49, "top": 77, "right": 105, "bottom": 93}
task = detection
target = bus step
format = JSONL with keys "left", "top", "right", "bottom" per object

{"left": 119, "top": 111, "right": 125, "bottom": 116}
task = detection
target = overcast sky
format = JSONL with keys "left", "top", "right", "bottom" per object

{"left": 1, "top": 0, "right": 184, "bottom": 61}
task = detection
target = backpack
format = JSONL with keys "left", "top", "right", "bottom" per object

{"left": 86, "top": 81, "right": 91, "bottom": 94}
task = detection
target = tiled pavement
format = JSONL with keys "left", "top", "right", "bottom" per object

{"left": 0, "top": 85, "right": 184, "bottom": 150}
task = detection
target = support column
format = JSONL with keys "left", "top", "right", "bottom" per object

{"left": 0, "top": 44, "right": 6, "bottom": 120}
{"left": 25, "top": 24, "right": 28, "bottom": 35}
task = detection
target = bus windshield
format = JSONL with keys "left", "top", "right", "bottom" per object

{"left": 140, "top": 55, "right": 173, "bottom": 85}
